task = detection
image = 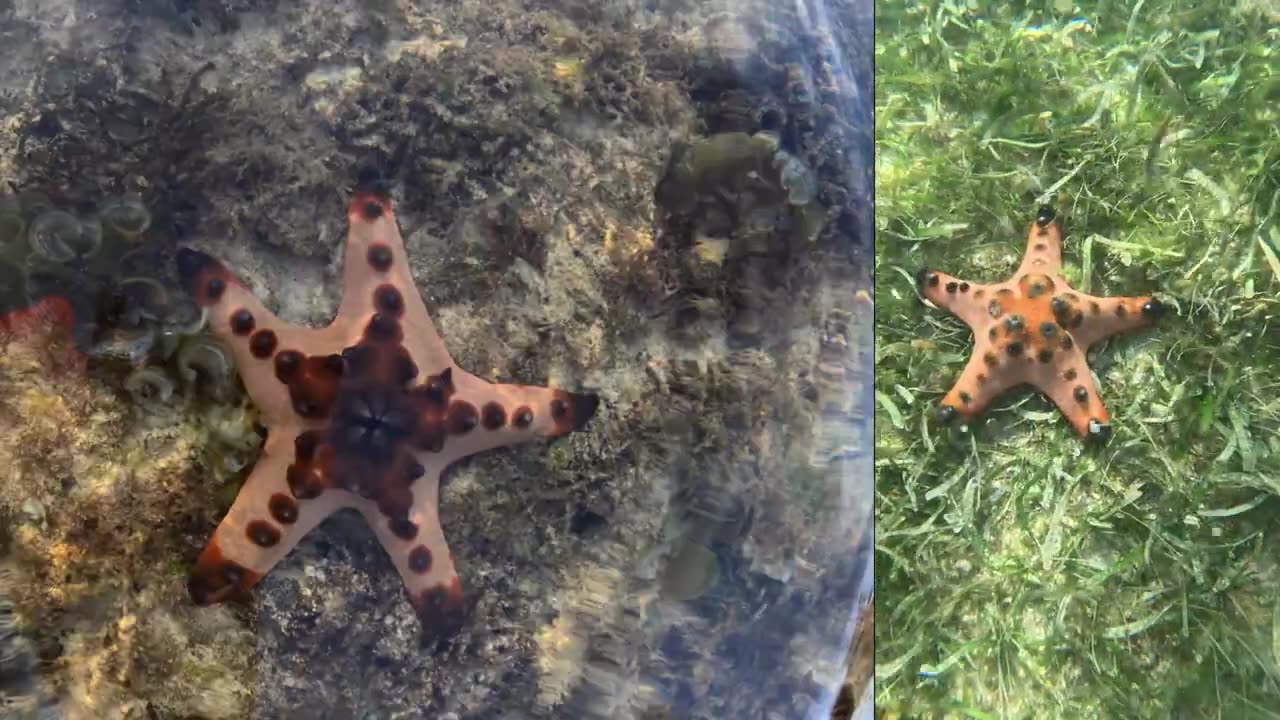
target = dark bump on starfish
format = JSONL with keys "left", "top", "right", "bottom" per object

{"left": 481, "top": 402, "right": 507, "bottom": 431}
{"left": 1061, "top": 335, "right": 1074, "bottom": 350}
{"left": 959, "top": 282, "right": 970, "bottom": 292}
{"left": 367, "top": 243, "right": 394, "bottom": 272}
{"left": 206, "top": 277, "right": 225, "bottom": 301}
{"left": 1087, "top": 419, "right": 1112, "bottom": 442}
{"left": 447, "top": 401, "right": 479, "bottom": 434}
{"left": 1074, "top": 385, "right": 1089, "bottom": 403}
{"left": 229, "top": 309, "right": 255, "bottom": 335}
{"left": 513, "top": 406, "right": 533, "bottom": 429}
{"left": 294, "top": 431, "right": 318, "bottom": 461}
{"left": 1039, "top": 322, "right": 1057, "bottom": 339}
{"left": 269, "top": 493, "right": 298, "bottom": 524}
{"left": 976, "top": 373, "right": 987, "bottom": 384}
{"left": 246, "top": 520, "right": 281, "bottom": 548}
{"left": 1033, "top": 243, "right": 1047, "bottom": 252}
{"left": 1090, "top": 301, "right": 1101, "bottom": 315}
{"left": 1003, "top": 315, "right": 1024, "bottom": 334}
{"left": 408, "top": 545, "right": 433, "bottom": 574}
{"left": 1141, "top": 297, "right": 1167, "bottom": 320}
{"left": 274, "top": 350, "right": 303, "bottom": 381}
{"left": 374, "top": 284, "right": 404, "bottom": 316}
{"left": 1037, "top": 348, "right": 1053, "bottom": 363}
{"left": 188, "top": 555, "right": 255, "bottom": 606}
{"left": 1064, "top": 368, "right": 1078, "bottom": 381}
{"left": 983, "top": 351, "right": 998, "bottom": 366}
{"left": 287, "top": 465, "right": 322, "bottom": 500}
{"left": 1051, "top": 297, "right": 1070, "bottom": 317}
{"left": 1115, "top": 303, "right": 1128, "bottom": 318}
{"left": 974, "top": 289, "right": 985, "bottom": 299}
{"left": 390, "top": 518, "right": 419, "bottom": 541}
{"left": 958, "top": 391, "right": 972, "bottom": 406}
{"left": 325, "top": 353, "right": 345, "bottom": 376}
{"left": 988, "top": 327, "right": 998, "bottom": 342}
{"left": 914, "top": 268, "right": 940, "bottom": 293}
{"left": 1007, "top": 341, "right": 1024, "bottom": 357}
{"left": 395, "top": 351, "right": 419, "bottom": 385}
{"left": 249, "top": 329, "right": 277, "bottom": 359}
{"left": 407, "top": 461, "right": 425, "bottom": 481}
{"left": 365, "top": 313, "right": 401, "bottom": 342}
{"left": 996, "top": 289, "right": 1014, "bottom": 298}
{"left": 362, "top": 200, "right": 385, "bottom": 220}
{"left": 937, "top": 405, "right": 957, "bottom": 424}
{"left": 945, "top": 281, "right": 958, "bottom": 294}
{"left": 988, "top": 300, "right": 1003, "bottom": 319}
{"left": 1070, "top": 312, "right": 1084, "bottom": 329}
{"left": 1036, "top": 206, "right": 1056, "bottom": 227}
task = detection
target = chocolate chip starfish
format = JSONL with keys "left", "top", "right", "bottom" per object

{"left": 916, "top": 206, "right": 1165, "bottom": 441}
{"left": 176, "top": 190, "right": 599, "bottom": 641}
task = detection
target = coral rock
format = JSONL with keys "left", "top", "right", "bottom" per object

{"left": 177, "top": 190, "right": 600, "bottom": 643}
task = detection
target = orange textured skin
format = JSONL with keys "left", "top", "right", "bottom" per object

{"left": 177, "top": 190, "right": 600, "bottom": 643}
{"left": 917, "top": 207, "right": 1166, "bottom": 441}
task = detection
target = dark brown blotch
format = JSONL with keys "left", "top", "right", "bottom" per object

{"left": 408, "top": 545, "right": 433, "bottom": 574}
{"left": 287, "top": 465, "right": 323, "bottom": 500}
{"left": 512, "top": 406, "right": 533, "bottom": 429}
{"left": 983, "top": 351, "right": 998, "bottom": 366}
{"left": 1115, "top": 303, "right": 1128, "bottom": 318}
{"left": 958, "top": 391, "right": 972, "bottom": 406}
{"left": 269, "top": 493, "right": 298, "bottom": 524}
{"left": 275, "top": 350, "right": 303, "bottom": 381}
{"left": 230, "top": 309, "right": 255, "bottom": 335}
{"left": 365, "top": 313, "right": 402, "bottom": 343}
{"left": 959, "top": 282, "right": 970, "bottom": 292}
{"left": 246, "top": 520, "right": 281, "bottom": 548}
{"left": 1037, "top": 348, "right": 1053, "bottom": 363}
{"left": 481, "top": 402, "right": 506, "bottom": 431}
{"left": 374, "top": 284, "right": 404, "bottom": 316}
{"left": 390, "top": 518, "right": 419, "bottom": 541}
{"left": 249, "top": 329, "right": 277, "bottom": 359}
{"left": 1064, "top": 368, "right": 1078, "bottom": 381}
{"left": 1074, "top": 385, "right": 1089, "bottom": 403}
{"left": 362, "top": 200, "right": 385, "bottom": 220}
{"left": 945, "top": 281, "right": 958, "bottom": 293}
{"left": 1007, "top": 341, "right": 1024, "bottom": 357}
{"left": 447, "top": 401, "right": 479, "bottom": 434}
{"left": 988, "top": 300, "right": 1003, "bottom": 319}
{"left": 367, "top": 243, "right": 394, "bottom": 272}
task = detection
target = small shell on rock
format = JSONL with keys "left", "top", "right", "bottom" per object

{"left": 124, "top": 366, "right": 175, "bottom": 405}
{"left": 27, "top": 210, "right": 102, "bottom": 263}
{"left": 176, "top": 334, "right": 234, "bottom": 397}
{"left": 99, "top": 195, "right": 152, "bottom": 238}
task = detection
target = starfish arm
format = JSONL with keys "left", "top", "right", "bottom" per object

{"left": 1068, "top": 293, "right": 1165, "bottom": 349}
{"left": 188, "top": 427, "right": 357, "bottom": 605}
{"left": 175, "top": 248, "right": 347, "bottom": 426}
{"left": 915, "top": 269, "right": 994, "bottom": 329}
{"left": 937, "top": 348, "right": 1020, "bottom": 423}
{"left": 357, "top": 473, "right": 466, "bottom": 642}
{"left": 1036, "top": 354, "right": 1112, "bottom": 439}
{"left": 337, "top": 192, "right": 454, "bottom": 372}
{"left": 438, "top": 368, "right": 601, "bottom": 464}
{"left": 1015, "top": 209, "right": 1064, "bottom": 276}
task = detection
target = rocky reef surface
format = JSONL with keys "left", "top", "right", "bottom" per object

{"left": 0, "top": 0, "right": 872, "bottom": 718}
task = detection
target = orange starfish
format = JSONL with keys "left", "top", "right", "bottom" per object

{"left": 176, "top": 189, "right": 599, "bottom": 642}
{"left": 916, "top": 206, "right": 1165, "bottom": 441}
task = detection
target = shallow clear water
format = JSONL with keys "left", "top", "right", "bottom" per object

{"left": 0, "top": 1, "right": 873, "bottom": 718}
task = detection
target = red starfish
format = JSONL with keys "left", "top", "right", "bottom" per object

{"left": 916, "top": 206, "right": 1165, "bottom": 441}
{"left": 177, "top": 190, "right": 599, "bottom": 641}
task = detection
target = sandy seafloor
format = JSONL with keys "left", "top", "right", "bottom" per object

{"left": 0, "top": 1, "right": 873, "bottom": 718}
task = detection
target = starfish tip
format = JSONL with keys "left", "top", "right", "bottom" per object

{"left": 411, "top": 577, "right": 468, "bottom": 647}
{"left": 349, "top": 191, "right": 393, "bottom": 222}
{"left": 1035, "top": 205, "right": 1056, "bottom": 227}
{"left": 1141, "top": 297, "right": 1168, "bottom": 321}
{"left": 175, "top": 246, "right": 216, "bottom": 282}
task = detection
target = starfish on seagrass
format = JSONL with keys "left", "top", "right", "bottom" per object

{"left": 916, "top": 206, "right": 1166, "bottom": 441}
{"left": 175, "top": 189, "right": 599, "bottom": 641}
